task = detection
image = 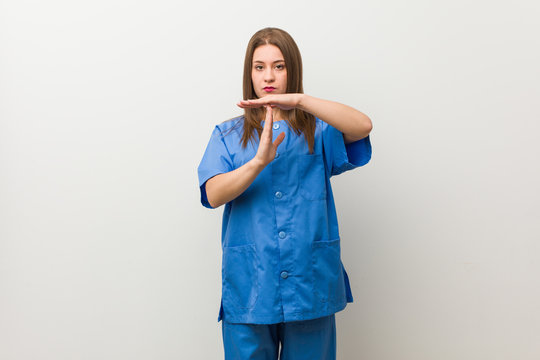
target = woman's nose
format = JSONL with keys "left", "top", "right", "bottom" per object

{"left": 263, "top": 68, "right": 274, "bottom": 82}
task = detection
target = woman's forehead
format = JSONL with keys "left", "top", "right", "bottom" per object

{"left": 253, "top": 44, "right": 284, "bottom": 62}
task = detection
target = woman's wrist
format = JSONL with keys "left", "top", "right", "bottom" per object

{"left": 296, "top": 93, "right": 308, "bottom": 112}
{"left": 249, "top": 156, "right": 267, "bottom": 172}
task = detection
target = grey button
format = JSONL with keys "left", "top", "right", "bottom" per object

{"left": 278, "top": 231, "right": 286, "bottom": 239}
{"left": 273, "top": 123, "right": 280, "bottom": 130}
{"left": 280, "top": 271, "right": 289, "bottom": 279}
{"left": 275, "top": 191, "right": 282, "bottom": 199}
{"left": 274, "top": 152, "right": 280, "bottom": 159}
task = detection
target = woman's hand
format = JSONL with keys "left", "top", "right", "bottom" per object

{"left": 253, "top": 105, "right": 286, "bottom": 167}
{"left": 205, "top": 105, "right": 284, "bottom": 208}
{"left": 237, "top": 94, "right": 304, "bottom": 111}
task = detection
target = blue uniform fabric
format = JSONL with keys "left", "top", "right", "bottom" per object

{"left": 222, "top": 314, "right": 336, "bottom": 360}
{"left": 198, "top": 115, "right": 372, "bottom": 324}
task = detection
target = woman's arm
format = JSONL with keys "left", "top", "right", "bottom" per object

{"left": 238, "top": 94, "right": 372, "bottom": 143}
{"left": 297, "top": 94, "right": 372, "bottom": 143}
{"left": 205, "top": 158, "right": 264, "bottom": 208}
{"left": 205, "top": 106, "right": 285, "bottom": 208}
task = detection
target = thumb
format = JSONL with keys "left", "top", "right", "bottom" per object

{"left": 273, "top": 132, "right": 285, "bottom": 149}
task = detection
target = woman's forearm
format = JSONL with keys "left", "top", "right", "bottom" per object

{"left": 297, "top": 94, "right": 372, "bottom": 142}
{"left": 205, "top": 158, "right": 266, "bottom": 208}
{"left": 237, "top": 94, "right": 372, "bottom": 143}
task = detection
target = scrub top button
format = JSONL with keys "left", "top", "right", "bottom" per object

{"left": 273, "top": 123, "right": 280, "bottom": 130}
{"left": 275, "top": 191, "right": 283, "bottom": 199}
{"left": 280, "top": 271, "right": 289, "bottom": 279}
{"left": 278, "top": 231, "right": 286, "bottom": 239}
{"left": 275, "top": 152, "right": 280, "bottom": 159}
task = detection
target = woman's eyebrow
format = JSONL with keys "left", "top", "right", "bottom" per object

{"left": 253, "top": 59, "right": 285, "bottom": 63}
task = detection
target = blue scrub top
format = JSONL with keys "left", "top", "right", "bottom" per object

{"left": 198, "top": 115, "right": 372, "bottom": 324}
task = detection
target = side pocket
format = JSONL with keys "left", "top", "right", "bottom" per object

{"left": 222, "top": 244, "right": 259, "bottom": 310}
{"left": 312, "top": 238, "right": 346, "bottom": 303}
{"left": 298, "top": 154, "right": 327, "bottom": 201}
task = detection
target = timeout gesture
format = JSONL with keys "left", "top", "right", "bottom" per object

{"left": 254, "top": 105, "right": 286, "bottom": 167}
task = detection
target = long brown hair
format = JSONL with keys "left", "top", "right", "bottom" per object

{"left": 241, "top": 27, "right": 315, "bottom": 154}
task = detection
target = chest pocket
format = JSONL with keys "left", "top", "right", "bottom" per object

{"left": 298, "top": 154, "right": 327, "bottom": 201}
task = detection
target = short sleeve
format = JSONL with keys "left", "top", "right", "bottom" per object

{"left": 197, "top": 126, "right": 234, "bottom": 208}
{"left": 321, "top": 120, "right": 372, "bottom": 177}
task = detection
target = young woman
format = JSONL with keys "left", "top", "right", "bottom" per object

{"left": 198, "top": 27, "right": 372, "bottom": 360}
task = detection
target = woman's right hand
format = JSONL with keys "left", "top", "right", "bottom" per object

{"left": 253, "top": 105, "right": 286, "bottom": 167}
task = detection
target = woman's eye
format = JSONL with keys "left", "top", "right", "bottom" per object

{"left": 255, "top": 65, "right": 263, "bottom": 70}
{"left": 276, "top": 64, "right": 284, "bottom": 70}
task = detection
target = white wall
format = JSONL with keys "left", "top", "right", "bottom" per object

{"left": 1, "top": 0, "right": 539, "bottom": 359}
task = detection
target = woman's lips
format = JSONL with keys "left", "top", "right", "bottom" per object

{"left": 264, "top": 87, "right": 275, "bottom": 92}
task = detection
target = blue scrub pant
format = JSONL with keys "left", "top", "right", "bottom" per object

{"left": 222, "top": 314, "right": 336, "bottom": 360}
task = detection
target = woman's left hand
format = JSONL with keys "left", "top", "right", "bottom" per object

{"left": 237, "top": 94, "right": 303, "bottom": 111}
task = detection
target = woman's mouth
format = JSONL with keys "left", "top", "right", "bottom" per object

{"left": 264, "top": 87, "right": 276, "bottom": 92}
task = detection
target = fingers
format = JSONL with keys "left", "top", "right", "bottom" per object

{"left": 254, "top": 105, "right": 285, "bottom": 165}
{"left": 237, "top": 96, "right": 274, "bottom": 108}
{"left": 261, "top": 105, "right": 273, "bottom": 140}
{"left": 237, "top": 99, "right": 264, "bottom": 108}
{"left": 265, "top": 104, "right": 272, "bottom": 118}
{"left": 265, "top": 104, "right": 273, "bottom": 124}
{"left": 237, "top": 96, "right": 290, "bottom": 110}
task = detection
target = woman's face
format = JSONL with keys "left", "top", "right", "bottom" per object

{"left": 251, "top": 44, "right": 287, "bottom": 99}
